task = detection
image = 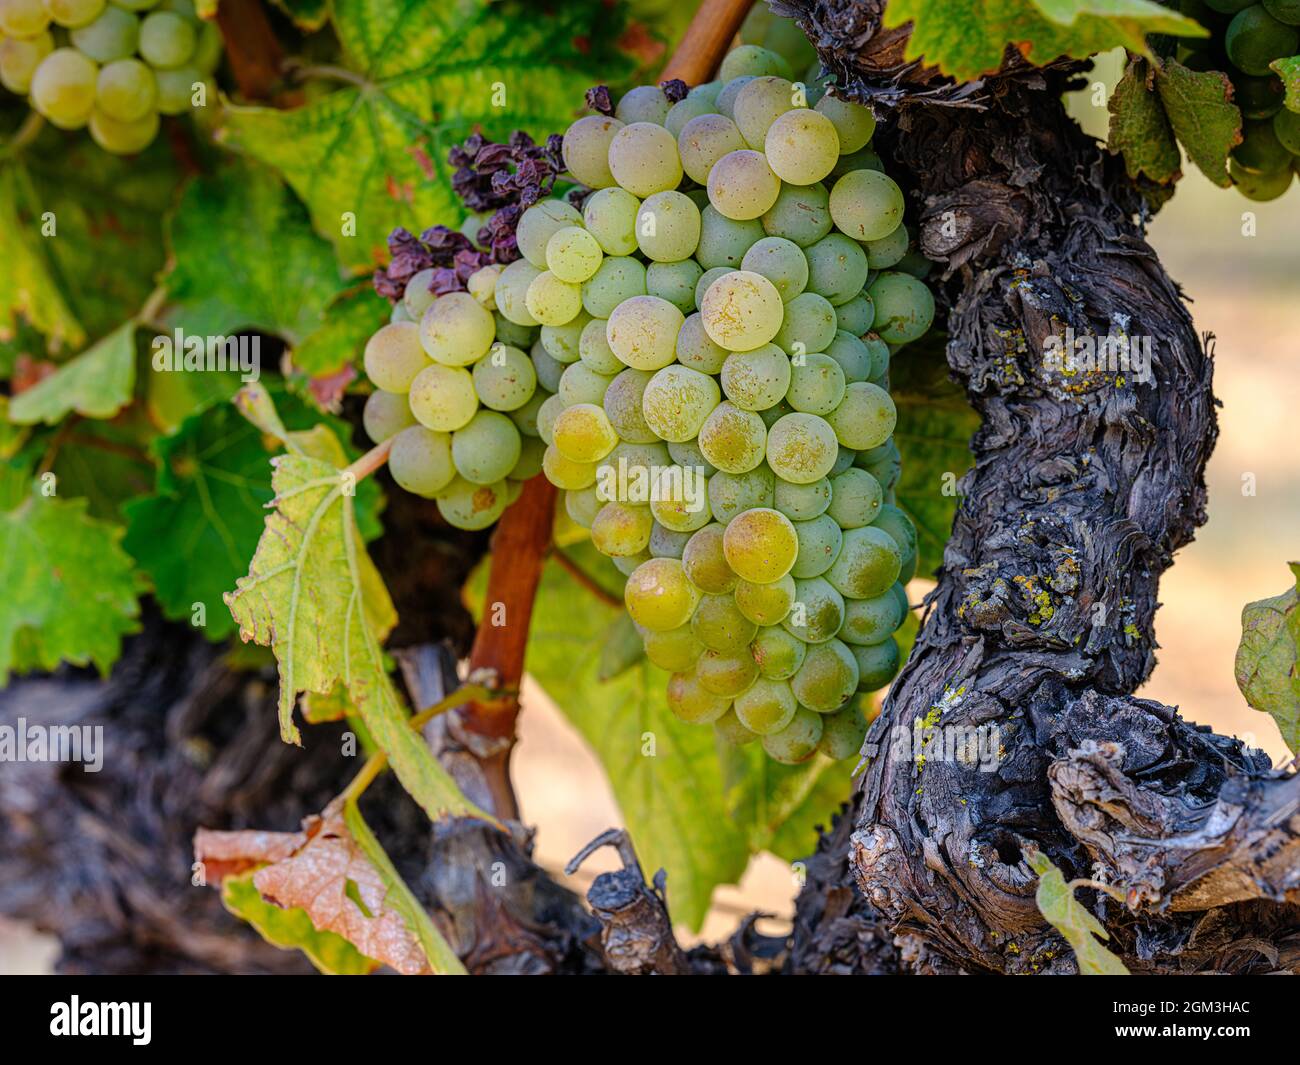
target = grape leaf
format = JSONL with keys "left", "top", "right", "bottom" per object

{"left": 1027, "top": 849, "right": 1129, "bottom": 974}
{"left": 269, "top": 0, "right": 330, "bottom": 30}
{"left": 1271, "top": 56, "right": 1300, "bottom": 113}
{"left": 1154, "top": 58, "right": 1240, "bottom": 188}
{"left": 161, "top": 160, "right": 345, "bottom": 344}
{"left": 219, "top": 0, "right": 630, "bottom": 268}
{"left": 8, "top": 321, "right": 136, "bottom": 425}
{"left": 890, "top": 339, "right": 979, "bottom": 580}
{"left": 50, "top": 408, "right": 157, "bottom": 521}
{"left": 290, "top": 285, "right": 390, "bottom": 379}
{"left": 1108, "top": 57, "right": 1182, "bottom": 185}
{"left": 0, "top": 492, "right": 141, "bottom": 684}
{"left": 1234, "top": 562, "right": 1300, "bottom": 752}
{"left": 224, "top": 448, "right": 484, "bottom": 824}
{"left": 0, "top": 165, "right": 80, "bottom": 351}
{"left": 884, "top": 0, "right": 1205, "bottom": 83}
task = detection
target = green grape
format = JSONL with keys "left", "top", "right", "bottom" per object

{"left": 616, "top": 83, "right": 671, "bottom": 124}
{"left": 761, "top": 707, "right": 823, "bottom": 763}
{"left": 605, "top": 438, "right": 671, "bottom": 485}
{"left": 532, "top": 342, "right": 566, "bottom": 393}
{"left": 510, "top": 390, "right": 549, "bottom": 439}
{"left": 688, "top": 78, "right": 722, "bottom": 105}
{"left": 733, "top": 677, "right": 798, "bottom": 734}
{"left": 0, "top": 0, "right": 48, "bottom": 35}
{"left": 872, "top": 502, "right": 918, "bottom": 563}
{"left": 108, "top": 0, "right": 159, "bottom": 9}
{"left": 642, "top": 364, "right": 721, "bottom": 441}
{"left": 826, "top": 381, "right": 896, "bottom": 450}
{"left": 737, "top": 650, "right": 798, "bottom": 720}
{"left": 577, "top": 317, "right": 622, "bottom": 374}
{"left": 408, "top": 363, "right": 477, "bottom": 431}
{"left": 601, "top": 367, "right": 657, "bottom": 444}
{"left": 362, "top": 389, "right": 416, "bottom": 444}
{"left": 864, "top": 222, "right": 910, "bottom": 269}
{"left": 682, "top": 522, "right": 738, "bottom": 593}
{"left": 510, "top": 435, "right": 546, "bottom": 480}
{"left": 765, "top": 107, "right": 840, "bottom": 186}
{"left": 29, "top": 48, "right": 97, "bottom": 128}
{"left": 824, "top": 330, "right": 874, "bottom": 383}
{"left": 542, "top": 444, "right": 598, "bottom": 490}
{"left": 552, "top": 402, "right": 618, "bottom": 463}
{"left": 818, "top": 700, "right": 867, "bottom": 759}
{"left": 564, "top": 485, "right": 603, "bottom": 527}
{"left": 625, "top": 557, "right": 699, "bottom": 631}
{"left": 863, "top": 334, "right": 891, "bottom": 380}
{"left": 419, "top": 291, "right": 496, "bottom": 366}
{"left": 791, "top": 637, "right": 858, "bottom": 711}
{"left": 785, "top": 352, "right": 846, "bottom": 415}
{"left": 696, "top": 401, "right": 767, "bottom": 474}
{"left": 558, "top": 362, "right": 615, "bottom": 406}
{"left": 784, "top": 575, "right": 846, "bottom": 643}
{"left": 737, "top": 575, "right": 797, "bottom": 627}
{"left": 542, "top": 312, "right": 590, "bottom": 364}
{"left": 436, "top": 477, "right": 511, "bottom": 531}
{"left": 722, "top": 507, "right": 798, "bottom": 583}
{"left": 1229, "top": 158, "right": 1294, "bottom": 199}
{"left": 707, "top": 466, "right": 775, "bottom": 523}
{"left": 667, "top": 438, "right": 717, "bottom": 476}
{"left": 746, "top": 7, "right": 818, "bottom": 70}
{"left": 545, "top": 226, "right": 603, "bottom": 283}
{"left": 591, "top": 501, "right": 654, "bottom": 556}
{"left": 805, "top": 233, "right": 870, "bottom": 305}
{"left": 715, "top": 74, "right": 755, "bottom": 118}
{"left": 536, "top": 393, "right": 565, "bottom": 444}
{"left": 525, "top": 271, "right": 583, "bottom": 327}
{"left": 719, "top": 344, "right": 790, "bottom": 412}
{"left": 666, "top": 670, "right": 731, "bottom": 724}
{"left": 47, "top": 0, "right": 105, "bottom": 23}
{"left": 635, "top": 190, "right": 701, "bottom": 263}
{"left": 606, "top": 294, "right": 683, "bottom": 370}
{"left": 608, "top": 121, "right": 683, "bottom": 196}
{"left": 732, "top": 75, "right": 794, "bottom": 148}
{"left": 696, "top": 648, "right": 759, "bottom": 696}
{"left": 700, "top": 269, "right": 784, "bottom": 351}
{"left": 517, "top": 200, "right": 584, "bottom": 268}
{"left": 774, "top": 291, "right": 837, "bottom": 356}
{"left": 1265, "top": 0, "right": 1300, "bottom": 18}
{"left": 826, "top": 525, "right": 902, "bottom": 598}
{"left": 720, "top": 43, "right": 792, "bottom": 81}
{"left": 694, "top": 266, "right": 734, "bottom": 309}
{"left": 563, "top": 114, "right": 624, "bottom": 189}
{"left": 676, "top": 312, "right": 729, "bottom": 373}
{"left": 866, "top": 270, "right": 934, "bottom": 343}
{"left": 470, "top": 344, "right": 536, "bottom": 411}
{"left": 613, "top": 551, "right": 651, "bottom": 576}
{"left": 1275, "top": 108, "right": 1300, "bottom": 153}
{"left": 452, "top": 410, "right": 521, "bottom": 484}
{"left": 494, "top": 312, "right": 536, "bottom": 348}
{"left": 827, "top": 467, "right": 882, "bottom": 528}
{"left": 401, "top": 269, "right": 438, "bottom": 319}
{"left": 493, "top": 259, "right": 542, "bottom": 326}
{"left": 839, "top": 588, "right": 905, "bottom": 646}
{"left": 697, "top": 205, "right": 765, "bottom": 269}
{"left": 829, "top": 169, "right": 905, "bottom": 242}
{"left": 364, "top": 322, "right": 429, "bottom": 393}
{"left": 388, "top": 425, "right": 455, "bottom": 497}
{"left": 139, "top": 11, "right": 196, "bottom": 68}
{"left": 715, "top": 708, "right": 760, "bottom": 745}
{"left": 582, "top": 186, "right": 641, "bottom": 255}
{"left": 390, "top": 303, "right": 414, "bottom": 324}
{"left": 644, "top": 625, "right": 705, "bottom": 671}
{"left": 70, "top": 6, "right": 138, "bottom": 62}
{"left": 762, "top": 181, "right": 833, "bottom": 247}
{"left": 774, "top": 476, "right": 831, "bottom": 520}
{"left": 836, "top": 293, "right": 876, "bottom": 336}
{"left": 852, "top": 637, "right": 901, "bottom": 692}
{"left": 665, "top": 94, "right": 715, "bottom": 138}
{"left": 1234, "top": 72, "right": 1286, "bottom": 119}
{"left": 856, "top": 437, "right": 901, "bottom": 492}
{"left": 830, "top": 447, "right": 855, "bottom": 476}
{"left": 814, "top": 94, "right": 876, "bottom": 153}
{"left": 582, "top": 255, "right": 648, "bottom": 318}
{"left": 765, "top": 412, "right": 839, "bottom": 483}
{"left": 646, "top": 259, "right": 703, "bottom": 314}
{"left": 791, "top": 513, "right": 843, "bottom": 579}
{"left": 1225, "top": 5, "right": 1299, "bottom": 75}
{"left": 649, "top": 521, "right": 692, "bottom": 559}
{"left": 678, "top": 112, "right": 746, "bottom": 183}
{"left": 1235, "top": 117, "right": 1293, "bottom": 172}
{"left": 741, "top": 236, "right": 808, "bottom": 302}
{"left": 707, "top": 149, "right": 781, "bottom": 220}
{"left": 650, "top": 475, "right": 714, "bottom": 533}
{"left": 0, "top": 29, "right": 52, "bottom": 93}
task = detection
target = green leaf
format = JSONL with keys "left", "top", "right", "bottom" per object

{"left": 1234, "top": 562, "right": 1300, "bottom": 752}
{"left": 1108, "top": 57, "right": 1182, "bottom": 185}
{"left": 8, "top": 321, "right": 136, "bottom": 425}
{"left": 0, "top": 164, "right": 81, "bottom": 350}
{"left": 1027, "top": 850, "right": 1129, "bottom": 974}
{"left": 1154, "top": 58, "right": 1240, "bottom": 188}
{"left": 50, "top": 408, "right": 156, "bottom": 521}
{"left": 269, "top": 0, "right": 330, "bottom": 30}
{"left": 0, "top": 493, "right": 141, "bottom": 683}
{"left": 890, "top": 339, "right": 979, "bottom": 580}
{"left": 1271, "top": 56, "right": 1300, "bottom": 113}
{"left": 884, "top": 0, "right": 1205, "bottom": 83}
{"left": 161, "top": 160, "right": 344, "bottom": 344}
{"left": 343, "top": 800, "right": 467, "bottom": 975}
{"left": 290, "top": 286, "right": 389, "bottom": 379}
{"left": 598, "top": 611, "right": 645, "bottom": 681}
{"left": 225, "top": 450, "right": 485, "bottom": 823}
{"left": 221, "top": 872, "right": 378, "bottom": 975}
{"left": 219, "top": 0, "right": 630, "bottom": 268}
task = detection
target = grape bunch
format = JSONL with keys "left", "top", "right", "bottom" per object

{"left": 1178, "top": 0, "right": 1300, "bottom": 200}
{"left": 360, "top": 36, "right": 934, "bottom": 765}
{"left": 0, "top": 0, "right": 219, "bottom": 154}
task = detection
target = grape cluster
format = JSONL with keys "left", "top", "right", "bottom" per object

{"left": 360, "top": 35, "right": 935, "bottom": 764}
{"left": 1179, "top": 0, "right": 1300, "bottom": 199}
{"left": 0, "top": 0, "right": 219, "bottom": 154}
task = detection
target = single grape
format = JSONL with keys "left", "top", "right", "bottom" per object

{"left": 872, "top": 503, "right": 919, "bottom": 563}
{"left": 562, "top": 114, "right": 624, "bottom": 189}
{"left": 829, "top": 169, "right": 905, "bottom": 242}
{"left": 856, "top": 438, "right": 901, "bottom": 492}
{"left": 720, "top": 342, "right": 795, "bottom": 411}
{"left": 864, "top": 222, "right": 910, "bottom": 269}
{"left": 649, "top": 521, "right": 692, "bottom": 560}
{"left": 546, "top": 226, "right": 603, "bottom": 283}
{"left": 826, "top": 525, "right": 902, "bottom": 598}
{"left": 577, "top": 317, "right": 622, "bottom": 374}
{"left": 1225, "top": 5, "right": 1299, "bottom": 75}
{"left": 362, "top": 390, "right": 417, "bottom": 444}
{"left": 525, "top": 271, "right": 583, "bottom": 327}
{"left": 493, "top": 259, "right": 542, "bottom": 326}
{"left": 827, "top": 467, "right": 883, "bottom": 528}
{"left": 722, "top": 507, "right": 798, "bottom": 583}
{"left": 839, "top": 588, "right": 905, "bottom": 646}
{"left": 1234, "top": 117, "right": 1292, "bottom": 173}
{"left": 674, "top": 312, "right": 729, "bottom": 375}
{"left": 436, "top": 477, "right": 511, "bottom": 531}
{"left": 707, "top": 149, "right": 781, "bottom": 220}
{"left": 805, "top": 232, "right": 870, "bottom": 306}
{"left": 582, "top": 255, "right": 648, "bottom": 318}
{"left": 715, "top": 75, "right": 755, "bottom": 118}
{"left": 644, "top": 625, "right": 705, "bottom": 671}
{"left": 650, "top": 474, "right": 714, "bottom": 533}
{"left": 733, "top": 677, "right": 798, "bottom": 734}
{"left": 678, "top": 112, "right": 746, "bottom": 184}
{"left": 363, "top": 322, "right": 429, "bottom": 393}
{"left": 791, "top": 513, "right": 843, "bottom": 579}
{"left": 583, "top": 186, "right": 641, "bottom": 255}
{"left": 814, "top": 94, "right": 876, "bottom": 153}
{"left": 682, "top": 522, "right": 738, "bottom": 593}
{"left": 791, "top": 638, "right": 858, "bottom": 712}
{"left": 542, "top": 444, "right": 598, "bottom": 490}
{"left": 469, "top": 344, "right": 536, "bottom": 411}
{"left": 88, "top": 105, "right": 161, "bottom": 153}
{"left": 69, "top": 5, "right": 138, "bottom": 62}
{"left": 558, "top": 362, "right": 615, "bottom": 407}
{"left": 687, "top": 79, "right": 723, "bottom": 105}
{"left": 826, "top": 381, "right": 896, "bottom": 450}
{"left": 818, "top": 701, "right": 867, "bottom": 759}
{"left": 615, "top": 83, "right": 671, "bottom": 124}
{"left": 697, "top": 401, "right": 767, "bottom": 474}
{"left": 613, "top": 552, "right": 651, "bottom": 576}
{"left": 765, "top": 107, "right": 840, "bottom": 186}
{"left": 606, "top": 294, "right": 683, "bottom": 371}
{"left": 761, "top": 707, "right": 823, "bottom": 763}
{"left": 774, "top": 476, "right": 832, "bottom": 521}
{"left": 510, "top": 391, "right": 549, "bottom": 439}
{"left": 740, "top": 236, "right": 809, "bottom": 304}
{"left": 835, "top": 293, "right": 876, "bottom": 336}
{"left": 451, "top": 410, "right": 521, "bottom": 485}
{"left": 625, "top": 557, "right": 700, "bottom": 631}
{"left": 419, "top": 291, "right": 496, "bottom": 366}
{"left": 642, "top": 364, "right": 721, "bottom": 441}
{"left": 852, "top": 637, "right": 901, "bottom": 692}
{"left": 696, "top": 205, "right": 766, "bottom": 269}
{"left": 531, "top": 342, "right": 566, "bottom": 393}
{"left": 765, "top": 412, "right": 839, "bottom": 484}
{"left": 646, "top": 259, "right": 703, "bottom": 314}
{"left": 29, "top": 47, "right": 97, "bottom": 128}
{"left": 824, "top": 330, "right": 875, "bottom": 383}
{"left": 510, "top": 435, "right": 546, "bottom": 480}
{"left": 667, "top": 438, "right": 718, "bottom": 477}
{"left": 720, "top": 43, "right": 792, "bottom": 81}
{"left": 401, "top": 268, "right": 438, "bottom": 319}
{"left": 785, "top": 352, "right": 846, "bottom": 415}
{"left": 591, "top": 501, "right": 654, "bottom": 557}
{"left": 564, "top": 485, "right": 603, "bottom": 528}
{"left": 598, "top": 367, "right": 656, "bottom": 444}
{"left": 636, "top": 190, "right": 701, "bottom": 262}
{"left": 693, "top": 266, "right": 734, "bottom": 309}
{"left": 696, "top": 648, "right": 760, "bottom": 696}
{"left": 700, "top": 269, "right": 784, "bottom": 351}
{"left": 707, "top": 466, "right": 775, "bottom": 524}
{"left": 388, "top": 425, "right": 455, "bottom": 497}
{"left": 608, "top": 121, "right": 683, "bottom": 197}
{"left": 666, "top": 670, "right": 731, "bottom": 724}
{"left": 0, "top": 0, "right": 48, "bottom": 36}
{"left": 536, "top": 393, "right": 565, "bottom": 444}
{"left": 552, "top": 402, "right": 619, "bottom": 463}
{"left": 1229, "top": 158, "right": 1294, "bottom": 199}
{"left": 543, "top": 312, "right": 592, "bottom": 365}
{"left": 784, "top": 576, "right": 846, "bottom": 643}
{"left": 732, "top": 75, "right": 795, "bottom": 148}
{"left": 762, "top": 181, "right": 833, "bottom": 247}
{"left": 139, "top": 11, "right": 196, "bottom": 68}
{"left": 517, "top": 200, "right": 584, "bottom": 269}
{"left": 409, "top": 363, "right": 477, "bottom": 431}
{"left": 46, "top": 0, "right": 105, "bottom": 27}
{"left": 494, "top": 314, "right": 536, "bottom": 351}
{"left": 665, "top": 93, "right": 715, "bottom": 138}
{"left": 715, "top": 708, "right": 760, "bottom": 746}
{"left": 0, "top": 29, "right": 52, "bottom": 93}
{"left": 750, "top": 622, "right": 806, "bottom": 677}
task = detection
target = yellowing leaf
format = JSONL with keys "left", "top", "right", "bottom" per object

{"left": 1108, "top": 57, "right": 1182, "bottom": 185}
{"left": 1234, "top": 562, "right": 1300, "bottom": 752}
{"left": 1154, "top": 58, "right": 1241, "bottom": 188}
{"left": 1027, "top": 850, "right": 1129, "bottom": 975}
{"left": 1271, "top": 56, "right": 1300, "bottom": 114}
{"left": 8, "top": 321, "right": 136, "bottom": 425}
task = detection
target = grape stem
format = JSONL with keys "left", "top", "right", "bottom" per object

{"left": 344, "top": 437, "right": 395, "bottom": 483}
{"left": 550, "top": 546, "right": 623, "bottom": 607}
{"left": 3, "top": 112, "right": 44, "bottom": 157}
